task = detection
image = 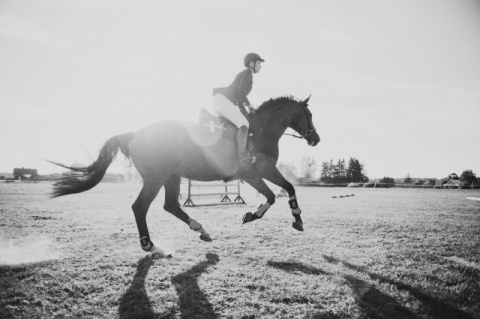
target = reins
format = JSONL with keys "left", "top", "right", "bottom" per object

{"left": 283, "top": 132, "right": 304, "bottom": 139}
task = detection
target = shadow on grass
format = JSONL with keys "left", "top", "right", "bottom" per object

{"left": 268, "top": 259, "right": 420, "bottom": 319}
{"left": 267, "top": 261, "right": 328, "bottom": 276}
{"left": 323, "top": 255, "right": 474, "bottom": 319}
{"left": 171, "top": 252, "right": 220, "bottom": 319}
{"left": 118, "top": 256, "right": 156, "bottom": 319}
{"left": 119, "top": 253, "right": 220, "bottom": 319}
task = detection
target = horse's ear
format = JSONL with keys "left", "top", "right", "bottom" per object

{"left": 302, "top": 95, "right": 311, "bottom": 105}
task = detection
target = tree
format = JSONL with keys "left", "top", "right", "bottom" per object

{"left": 427, "top": 179, "right": 436, "bottom": 186}
{"left": 380, "top": 177, "right": 395, "bottom": 184}
{"left": 460, "top": 170, "right": 477, "bottom": 185}
{"left": 320, "top": 160, "right": 334, "bottom": 183}
{"left": 403, "top": 173, "right": 413, "bottom": 184}
{"left": 346, "top": 157, "right": 368, "bottom": 183}
{"left": 320, "top": 157, "right": 368, "bottom": 183}
{"left": 333, "top": 159, "right": 347, "bottom": 183}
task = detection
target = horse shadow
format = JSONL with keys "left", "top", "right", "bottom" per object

{"left": 119, "top": 253, "right": 220, "bottom": 319}
{"left": 323, "top": 256, "right": 474, "bottom": 319}
{"left": 118, "top": 256, "right": 156, "bottom": 319}
{"left": 171, "top": 253, "right": 220, "bottom": 319}
{"left": 268, "top": 257, "right": 473, "bottom": 319}
{"left": 268, "top": 260, "right": 417, "bottom": 319}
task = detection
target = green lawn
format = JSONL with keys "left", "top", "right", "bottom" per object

{"left": 1, "top": 182, "right": 479, "bottom": 318}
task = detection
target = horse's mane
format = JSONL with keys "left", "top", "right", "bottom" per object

{"left": 256, "top": 95, "right": 300, "bottom": 113}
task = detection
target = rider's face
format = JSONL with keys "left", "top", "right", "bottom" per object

{"left": 253, "top": 61, "right": 262, "bottom": 73}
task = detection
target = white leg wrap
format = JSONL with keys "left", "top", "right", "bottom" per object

{"left": 255, "top": 203, "right": 270, "bottom": 217}
{"left": 189, "top": 218, "right": 202, "bottom": 231}
{"left": 189, "top": 219, "right": 210, "bottom": 235}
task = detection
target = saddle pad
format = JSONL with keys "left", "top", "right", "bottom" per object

{"left": 198, "top": 108, "right": 236, "bottom": 139}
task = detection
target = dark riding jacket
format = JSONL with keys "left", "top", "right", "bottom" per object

{"left": 216, "top": 68, "right": 253, "bottom": 107}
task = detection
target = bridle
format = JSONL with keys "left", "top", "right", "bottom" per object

{"left": 254, "top": 101, "right": 316, "bottom": 141}
{"left": 292, "top": 104, "right": 316, "bottom": 140}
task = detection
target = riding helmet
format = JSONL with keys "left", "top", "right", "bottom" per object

{"left": 244, "top": 53, "right": 265, "bottom": 67}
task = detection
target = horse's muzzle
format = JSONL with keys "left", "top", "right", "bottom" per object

{"left": 306, "top": 131, "right": 320, "bottom": 146}
{"left": 307, "top": 133, "right": 320, "bottom": 146}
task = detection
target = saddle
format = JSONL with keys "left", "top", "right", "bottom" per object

{"left": 198, "top": 107, "right": 257, "bottom": 165}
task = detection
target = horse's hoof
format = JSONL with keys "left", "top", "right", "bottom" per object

{"left": 292, "top": 220, "right": 304, "bottom": 232}
{"left": 200, "top": 233, "right": 212, "bottom": 242}
{"left": 242, "top": 212, "right": 253, "bottom": 224}
{"left": 151, "top": 246, "right": 172, "bottom": 258}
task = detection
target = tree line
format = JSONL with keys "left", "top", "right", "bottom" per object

{"left": 320, "top": 158, "right": 369, "bottom": 183}
{"left": 441, "top": 170, "right": 479, "bottom": 185}
{"left": 277, "top": 157, "right": 369, "bottom": 183}
{"left": 278, "top": 157, "right": 477, "bottom": 186}
{"left": 378, "top": 169, "right": 479, "bottom": 186}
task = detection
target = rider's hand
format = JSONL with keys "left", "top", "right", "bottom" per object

{"left": 248, "top": 106, "right": 256, "bottom": 115}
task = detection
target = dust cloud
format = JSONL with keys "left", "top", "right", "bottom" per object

{"left": 0, "top": 237, "right": 60, "bottom": 265}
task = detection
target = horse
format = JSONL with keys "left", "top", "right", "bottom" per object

{"left": 50, "top": 95, "right": 320, "bottom": 256}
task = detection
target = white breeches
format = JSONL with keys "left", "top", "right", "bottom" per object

{"left": 212, "top": 94, "right": 249, "bottom": 128}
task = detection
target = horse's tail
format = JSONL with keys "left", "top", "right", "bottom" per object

{"left": 50, "top": 132, "right": 135, "bottom": 198}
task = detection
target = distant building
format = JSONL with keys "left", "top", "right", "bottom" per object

{"left": 443, "top": 179, "right": 462, "bottom": 189}
{"left": 13, "top": 168, "right": 38, "bottom": 180}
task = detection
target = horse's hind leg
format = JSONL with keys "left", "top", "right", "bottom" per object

{"left": 132, "top": 177, "right": 168, "bottom": 255}
{"left": 163, "top": 175, "right": 212, "bottom": 242}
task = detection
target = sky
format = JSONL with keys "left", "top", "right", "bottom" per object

{"left": 1, "top": 0, "right": 479, "bottom": 179}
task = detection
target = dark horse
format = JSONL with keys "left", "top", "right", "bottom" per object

{"left": 50, "top": 95, "right": 320, "bottom": 256}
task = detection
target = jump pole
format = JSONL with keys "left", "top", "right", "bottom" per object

{"left": 183, "top": 179, "right": 246, "bottom": 207}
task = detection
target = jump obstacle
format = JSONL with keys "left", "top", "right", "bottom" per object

{"left": 332, "top": 194, "right": 355, "bottom": 199}
{"left": 183, "top": 179, "right": 246, "bottom": 207}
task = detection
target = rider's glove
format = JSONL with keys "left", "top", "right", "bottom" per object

{"left": 248, "top": 106, "right": 256, "bottom": 115}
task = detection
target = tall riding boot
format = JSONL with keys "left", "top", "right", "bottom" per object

{"left": 236, "top": 126, "right": 253, "bottom": 168}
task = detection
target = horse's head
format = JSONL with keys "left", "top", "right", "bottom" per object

{"left": 289, "top": 95, "right": 320, "bottom": 146}
{"left": 256, "top": 95, "right": 320, "bottom": 146}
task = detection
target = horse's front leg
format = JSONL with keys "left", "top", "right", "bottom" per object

{"left": 242, "top": 176, "right": 276, "bottom": 224}
{"left": 262, "top": 166, "right": 303, "bottom": 231}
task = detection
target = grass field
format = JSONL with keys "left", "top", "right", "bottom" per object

{"left": 1, "top": 182, "right": 479, "bottom": 319}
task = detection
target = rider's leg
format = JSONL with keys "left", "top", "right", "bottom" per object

{"left": 237, "top": 125, "right": 249, "bottom": 155}
{"left": 212, "top": 94, "right": 248, "bottom": 129}
{"left": 212, "top": 94, "right": 252, "bottom": 165}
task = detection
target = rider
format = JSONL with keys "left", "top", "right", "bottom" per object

{"left": 212, "top": 53, "right": 264, "bottom": 168}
